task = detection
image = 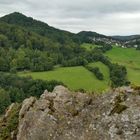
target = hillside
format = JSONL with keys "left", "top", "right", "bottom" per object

{"left": 1, "top": 12, "right": 140, "bottom": 48}
{"left": 0, "top": 0, "right": 140, "bottom": 139}
{"left": 77, "top": 31, "right": 108, "bottom": 43}
{"left": 0, "top": 22, "right": 54, "bottom": 50}
{"left": 20, "top": 45, "right": 140, "bottom": 91}
{"left": 0, "top": 22, "right": 70, "bottom": 72}
{"left": 0, "top": 13, "right": 83, "bottom": 72}
{"left": 0, "top": 12, "right": 115, "bottom": 69}
{"left": 106, "top": 46, "right": 140, "bottom": 85}
{"left": 0, "top": 12, "right": 77, "bottom": 45}
{"left": 0, "top": 85, "right": 140, "bottom": 140}
{"left": 0, "top": 12, "right": 139, "bottom": 91}
{"left": 19, "top": 62, "right": 110, "bottom": 92}
{"left": 0, "top": 12, "right": 116, "bottom": 45}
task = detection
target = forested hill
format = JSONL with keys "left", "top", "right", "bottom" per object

{"left": 0, "top": 12, "right": 112, "bottom": 44}
{"left": 0, "top": 12, "right": 79, "bottom": 45}
{"left": 0, "top": 12, "right": 130, "bottom": 86}
{"left": 1, "top": 12, "right": 140, "bottom": 47}
{"left": 77, "top": 31, "right": 108, "bottom": 43}
{"left": 0, "top": 22, "right": 56, "bottom": 50}
{"left": 0, "top": 21, "right": 84, "bottom": 72}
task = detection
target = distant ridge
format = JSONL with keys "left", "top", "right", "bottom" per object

{"left": 0, "top": 12, "right": 114, "bottom": 44}
{"left": 0, "top": 12, "right": 76, "bottom": 44}
{"left": 0, "top": 12, "right": 140, "bottom": 46}
{"left": 111, "top": 35, "right": 140, "bottom": 41}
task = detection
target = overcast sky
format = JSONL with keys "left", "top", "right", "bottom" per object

{"left": 0, "top": 0, "right": 140, "bottom": 35}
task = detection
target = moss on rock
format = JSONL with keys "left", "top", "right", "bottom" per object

{"left": 0, "top": 103, "right": 21, "bottom": 140}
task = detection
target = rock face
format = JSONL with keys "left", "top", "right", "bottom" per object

{"left": 16, "top": 86, "right": 140, "bottom": 140}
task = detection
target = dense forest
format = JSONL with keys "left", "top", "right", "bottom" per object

{"left": 0, "top": 12, "right": 132, "bottom": 115}
{"left": 0, "top": 12, "right": 80, "bottom": 45}
{"left": 0, "top": 21, "right": 83, "bottom": 72}
{"left": 0, "top": 12, "right": 130, "bottom": 85}
{"left": 0, "top": 73, "right": 63, "bottom": 114}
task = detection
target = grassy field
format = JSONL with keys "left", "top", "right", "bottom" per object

{"left": 88, "top": 62, "right": 110, "bottom": 83}
{"left": 81, "top": 44, "right": 140, "bottom": 85}
{"left": 106, "top": 47, "right": 140, "bottom": 85}
{"left": 81, "top": 43, "right": 99, "bottom": 51}
{"left": 19, "top": 45, "right": 140, "bottom": 92}
{"left": 19, "top": 63, "right": 110, "bottom": 92}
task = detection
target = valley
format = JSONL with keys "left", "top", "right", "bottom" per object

{"left": 19, "top": 62, "right": 110, "bottom": 92}
{"left": 106, "top": 46, "right": 140, "bottom": 85}
{"left": 0, "top": 12, "right": 139, "bottom": 116}
{"left": 0, "top": 6, "right": 140, "bottom": 140}
{"left": 1, "top": 0, "right": 140, "bottom": 139}
{"left": 19, "top": 44, "right": 140, "bottom": 92}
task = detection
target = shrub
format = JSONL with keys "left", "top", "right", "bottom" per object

{"left": 85, "top": 65, "right": 104, "bottom": 80}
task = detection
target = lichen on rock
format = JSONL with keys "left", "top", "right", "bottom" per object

{"left": 1, "top": 86, "right": 140, "bottom": 140}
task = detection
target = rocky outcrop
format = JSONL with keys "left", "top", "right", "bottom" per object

{"left": 15, "top": 86, "right": 140, "bottom": 140}
{"left": 1, "top": 86, "right": 140, "bottom": 140}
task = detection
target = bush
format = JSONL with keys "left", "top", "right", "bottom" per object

{"left": 0, "top": 89, "right": 11, "bottom": 114}
{"left": 109, "top": 64, "right": 130, "bottom": 87}
{"left": 85, "top": 65, "right": 104, "bottom": 80}
{"left": 0, "top": 72, "right": 64, "bottom": 114}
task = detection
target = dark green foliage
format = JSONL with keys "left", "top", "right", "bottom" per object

{"left": 94, "top": 44, "right": 112, "bottom": 53}
{"left": 85, "top": 49, "right": 129, "bottom": 86}
{"left": 0, "top": 89, "right": 11, "bottom": 114}
{"left": 0, "top": 12, "right": 113, "bottom": 72}
{"left": 0, "top": 22, "right": 48, "bottom": 50}
{"left": 0, "top": 72, "right": 64, "bottom": 114}
{"left": 0, "top": 20, "right": 84, "bottom": 72}
{"left": 85, "top": 65, "right": 104, "bottom": 80}
{"left": 109, "top": 64, "right": 130, "bottom": 87}
{"left": 0, "top": 12, "right": 80, "bottom": 45}
{"left": 0, "top": 103, "right": 21, "bottom": 140}
{"left": 77, "top": 31, "right": 107, "bottom": 43}
{"left": 62, "top": 56, "right": 88, "bottom": 67}
{"left": 88, "top": 50, "right": 130, "bottom": 87}
{"left": 0, "top": 12, "right": 130, "bottom": 92}
{"left": 0, "top": 47, "right": 55, "bottom": 72}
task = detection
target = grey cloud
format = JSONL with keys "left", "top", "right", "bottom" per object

{"left": 0, "top": 0, "right": 140, "bottom": 35}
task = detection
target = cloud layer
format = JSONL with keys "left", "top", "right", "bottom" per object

{"left": 0, "top": 0, "right": 140, "bottom": 35}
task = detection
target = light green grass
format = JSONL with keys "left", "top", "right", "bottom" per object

{"left": 19, "top": 64, "right": 110, "bottom": 92}
{"left": 19, "top": 46, "right": 140, "bottom": 91}
{"left": 81, "top": 43, "right": 99, "bottom": 51}
{"left": 88, "top": 62, "right": 110, "bottom": 83}
{"left": 106, "top": 47, "right": 140, "bottom": 85}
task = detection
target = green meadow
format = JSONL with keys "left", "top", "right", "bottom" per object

{"left": 106, "top": 46, "right": 140, "bottom": 85}
{"left": 19, "top": 62, "right": 110, "bottom": 92}
{"left": 81, "top": 43, "right": 98, "bottom": 51}
{"left": 19, "top": 45, "right": 140, "bottom": 92}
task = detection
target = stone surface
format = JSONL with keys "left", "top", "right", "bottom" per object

{"left": 4, "top": 103, "right": 16, "bottom": 119}
{"left": 19, "top": 97, "right": 36, "bottom": 121}
{"left": 13, "top": 86, "right": 140, "bottom": 140}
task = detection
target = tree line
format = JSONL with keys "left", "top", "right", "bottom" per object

{"left": 0, "top": 15, "right": 130, "bottom": 91}
{"left": 0, "top": 73, "right": 63, "bottom": 114}
{"left": 85, "top": 65, "right": 104, "bottom": 80}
